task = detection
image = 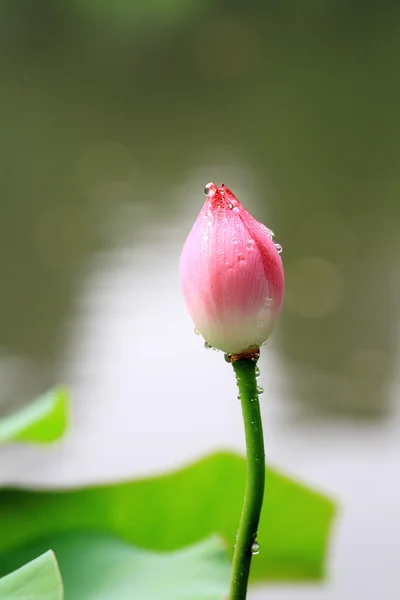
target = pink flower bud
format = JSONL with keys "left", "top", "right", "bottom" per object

{"left": 180, "top": 183, "right": 284, "bottom": 354}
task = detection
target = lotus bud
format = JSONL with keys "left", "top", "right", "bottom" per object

{"left": 180, "top": 183, "right": 284, "bottom": 355}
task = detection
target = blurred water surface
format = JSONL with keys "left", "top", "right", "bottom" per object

{"left": 1, "top": 1, "right": 400, "bottom": 598}
{"left": 2, "top": 0, "right": 400, "bottom": 417}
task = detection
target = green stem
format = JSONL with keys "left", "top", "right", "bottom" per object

{"left": 229, "top": 357, "right": 265, "bottom": 600}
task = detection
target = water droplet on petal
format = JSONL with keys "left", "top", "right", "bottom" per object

{"left": 274, "top": 243, "right": 283, "bottom": 254}
{"left": 194, "top": 327, "right": 201, "bottom": 336}
{"left": 204, "top": 182, "right": 217, "bottom": 198}
{"left": 255, "top": 366, "right": 260, "bottom": 377}
{"left": 247, "top": 239, "right": 255, "bottom": 248}
{"left": 265, "top": 227, "right": 275, "bottom": 239}
{"left": 204, "top": 341, "right": 213, "bottom": 349}
{"left": 257, "top": 386, "right": 264, "bottom": 395}
{"left": 251, "top": 542, "right": 260, "bottom": 555}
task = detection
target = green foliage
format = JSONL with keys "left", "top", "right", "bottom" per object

{"left": 0, "top": 533, "right": 229, "bottom": 600}
{"left": 0, "top": 388, "right": 69, "bottom": 444}
{"left": 0, "top": 550, "right": 63, "bottom": 600}
{"left": 0, "top": 390, "right": 335, "bottom": 595}
{"left": 0, "top": 452, "right": 335, "bottom": 582}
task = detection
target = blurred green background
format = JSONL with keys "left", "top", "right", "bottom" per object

{"left": 2, "top": 0, "right": 400, "bottom": 416}
{"left": 1, "top": 1, "right": 400, "bottom": 598}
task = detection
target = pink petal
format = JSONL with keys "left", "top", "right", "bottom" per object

{"left": 180, "top": 183, "right": 284, "bottom": 354}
